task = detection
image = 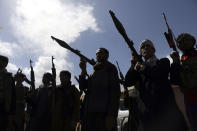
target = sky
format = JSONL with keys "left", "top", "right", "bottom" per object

{"left": 0, "top": 0, "right": 197, "bottom": 87}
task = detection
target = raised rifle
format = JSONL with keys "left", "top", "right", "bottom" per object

{"left": 163, "top": 12, "right": 178, "bottom": 53}
{"left": 30, "top": 60, "right": 35, "bottom": 91}
{"left": 116, "top": 60, "right": 139, "bottom": 129}
{"left": 109, "top": 10, "right": 143, "bottom": 63}
{"left": 115, "top": 61, "right": 130, "bottom": 97}
{"left": 51, "top": 36, "right": 96, "bottom": 66}
{"left": 51, "top": 56, "right": 56, "bottom": 87}
{"left": 116, "top": 61, "right": 129, "bottom": 93}
{"left": 116, "top": 61, "right": 125, "bottom": 82}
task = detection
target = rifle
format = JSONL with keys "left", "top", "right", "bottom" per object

{"left": 51, "top": 36, "right": 96, "bottom": 66}
{"left": 163, "top": 12, "right": 178, "bottom": 53}
{"left": 109, "top": 10, "right": 143, "bottom": 63}
{"left": 116, "top": 60, "right": 139, "bottom": 129}
{"left": 115, "top": 61, "right": 129, "bottom": 97}
{"left": 30, "top": 60, "right": 35, "bottom": 91}
{"left": 51, "top": 56, "right": 56, "bottom": 87}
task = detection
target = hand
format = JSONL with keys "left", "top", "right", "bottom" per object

{"left": 130, "top": 53, "right": 138, "bottom": 66}
{"left": 76, "top": 122, "right": 81, "bottom": 131}
{"left": 136, "top": 62, "right": 144, "bottom": 70}
{"left": 170, "top": 51, "right": 180, "bottom": 64}
{"left": 22, "top": 74, "right": 27, "bottom": 81}
{"left": 105, "top": 116, "right": 115, "bottom": 130}
{"left": 79, "top": 59, "right": 87, "bottom": 76}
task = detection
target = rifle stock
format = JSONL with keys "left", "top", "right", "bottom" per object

{"left": 109, "top": 10, "right": 143, "bottom": 63}
{"left": 51, "top": 36, "right": 96, "bottom": 66}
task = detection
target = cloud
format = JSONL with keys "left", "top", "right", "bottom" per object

{"left": 22, "top": 56, "right": 73, "bottom": 85}
{"left": 0, "top": 40, "right": 21, "bottom": 57}
{"left": 2, "top": 0, "right": 99, "bottom": 86}
{"left": 7, "top": 63, "right": 18, "bottom": 73}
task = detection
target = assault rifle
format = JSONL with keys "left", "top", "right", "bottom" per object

{"left": 51, "top": 56, "right": 56, "bottom": 87}
{"left": 115, "top": 61, "right": 129, "bottom": 95}
{"left": 163, "top": 12, "right": 178, "bottom": 53}
{"left": 30, "top": 60, "right": 35, "bottom": 91}
{"left": 51, "top": 36, "right": 96, "bottom": 66}
{"left": 109, "top": 10, "right": 143, "bottom": 63}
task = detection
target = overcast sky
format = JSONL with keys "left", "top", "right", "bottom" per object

{"left": 0, "top": 0, "right": 197, "bottom": 86}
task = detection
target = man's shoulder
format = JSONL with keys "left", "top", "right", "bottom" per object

{"left": 71, "top": 85, "right": 79, "bottom": 93}
{"left": 0, "top": 71, "right": 12, "bottom": 77}
{"left": 105, "top": 61, "right": 117, "bottom": 72}
{"left": 157, "top": 57, "right": 170, "bottom": 66}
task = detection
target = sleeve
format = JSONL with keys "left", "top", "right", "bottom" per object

{"left": 124, "top": 68, "right": 140, "bottom": 109}
{"left": 125, "top": 68, "right": 140, "bottom": 87}
{"left": 143, "top": 58, "right": 170, "bottom": 79}
{"left": 170, "top": 63, "right": 182, "bottom": 85}
{"left": 106, "top": 65, "right": 121, "bottom": 117}
{"left": 71, "top": 86, "right": 80, "bottom": 122}
{"left": 4, "top": 73, "right": 15, "bottom": 114}
{"left": 79, "top": 75, "right": 88, "bottom": 91}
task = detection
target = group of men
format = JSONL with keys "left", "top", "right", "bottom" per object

{"left": 0, "top": 47, "right": 120, "bottom": 131}
{"left": 0, "top": 32, "right": 197, "bottom": 131}
{"left": 0, "top": 55, "right": 81, "bottom": 131}
{"left": 124, "top": 33, "right": 197, "bottom": 131}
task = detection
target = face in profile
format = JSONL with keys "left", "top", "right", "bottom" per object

{"left": 0, "top": 60, "right": 8, "bottom": 70}
{"left": 178, "top": 38, "right": 195, "bottom": 51}
{"left": 96, "top": 48, "right": 108, "bottom": 62}
{"left": 140, "top": 43, "right": 155, "bottom": 60}
{"left": 177, "top": 33, "right": 196, "bottom": 52}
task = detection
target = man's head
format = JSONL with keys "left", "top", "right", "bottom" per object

{"left": 59, "top": 70, "right": 71, "bottom": 84}
{"left": 42, "top": 72, "right": 53, "bottom": 85}
{"left": 96, "top": 48, "right": 109, "bottom": 62}
{"left": 177, "top": 33, "right": 196, "bottom": 51}
{"left": 139, "top": 39, "right": 155, "bottom": 60}
{"left": 0, "top": 55, "right": 8, "bottom": 69}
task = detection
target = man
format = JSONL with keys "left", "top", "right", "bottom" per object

{"left": 51, "top": 70, "right": 80, "bottom": 131}
{"left": 170, "top": 33, "right": 197, "bottom": 131}
{"left": 125, "top": 40, "right": 188, "bottom": 131}
{"left": 28, "top": 72, "right": 53, "bottom": 131}
{"left": 14, "top": 71, "right": 29, "bottom": 131}
{"left": 79, "top": 48, "right": 120, "bottom": 131}
{"left": 0, "top": 55, "right": 15, "bottom": 131}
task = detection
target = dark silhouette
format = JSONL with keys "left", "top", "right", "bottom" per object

{"left": 79, "top": 48, "right": 120, "bottom": 131}
{"left": 28, "top": 72, "right": 53, "bottom": 131}
{"left": 0, "top": 55, "right": 16, "bottom": 131}
{"left": 170, "top": 33, "right": 197, "bottom": 131}
{"left": 14, "top": 69, "right": 29, "bottom": 131}
{"left": 125, "top": 40, "right": 188, "bottom": 131}
{"left": 51, "top": 70, "right": 80, "bottom": 131}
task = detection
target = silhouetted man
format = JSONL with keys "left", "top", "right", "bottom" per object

{"left": 0, "top": 55, "right": 15, "bottom": 131}
{"left": 14, "top": 71, "right": 29, "bottom": 131}
{"left": 51, "top": 70, "right": 80, "bottom": 131}
{"left": 29, "top": 73, "right": 53, "bottom": 131}
{"left": 170, "top": 33, "right": 197, "bottom": 131}
{"left": 125, "top": 40, "right": 188, "bottom": 131}
{"left": 79, "top": 48, "right": 120, "bottom": 131}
